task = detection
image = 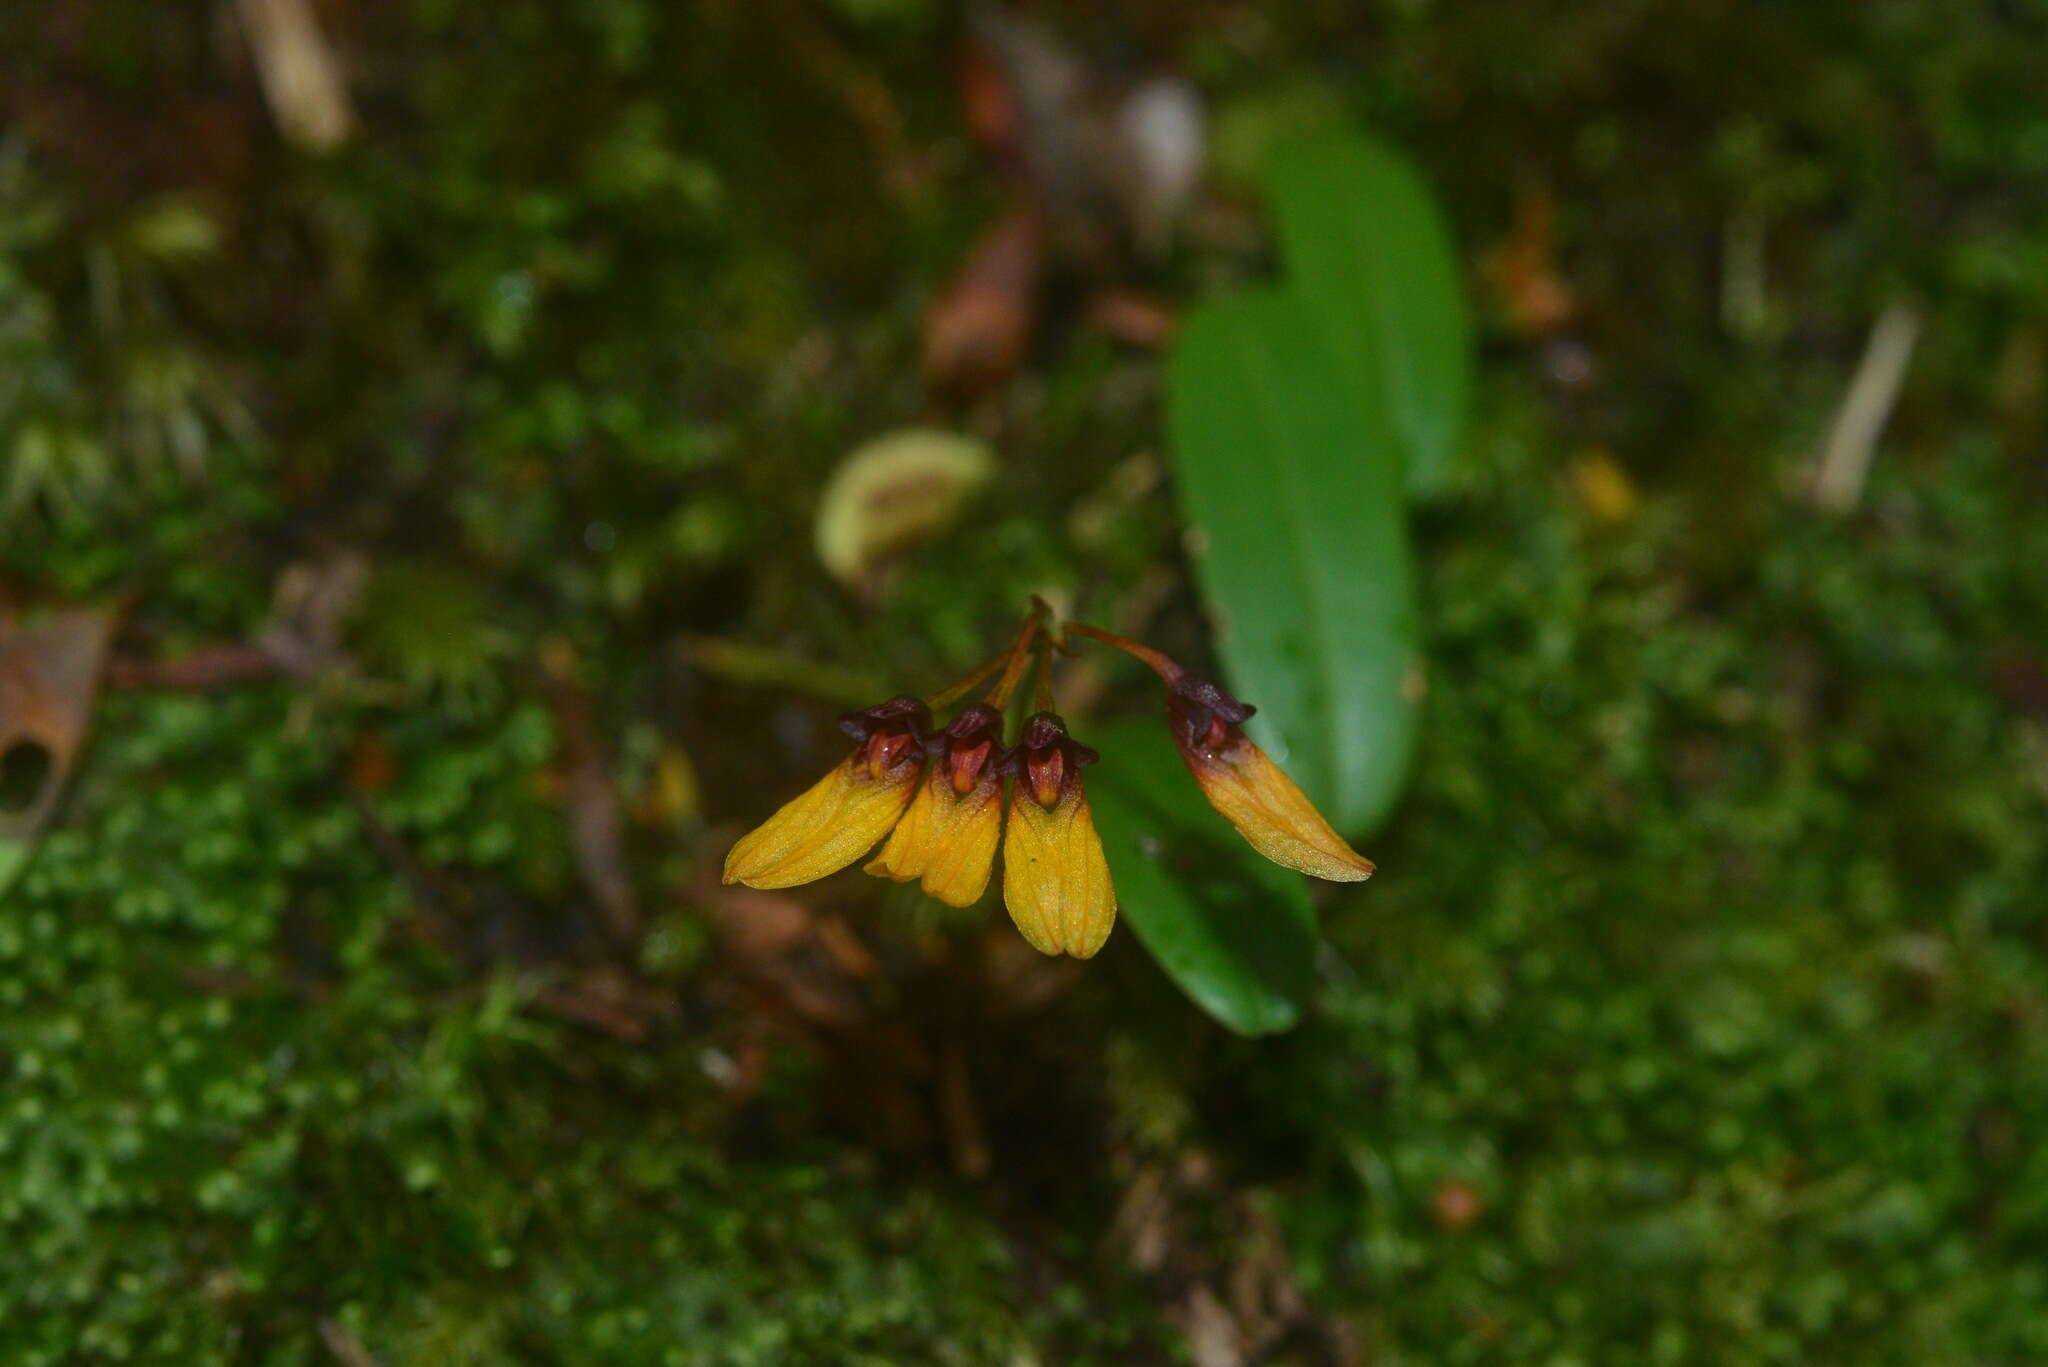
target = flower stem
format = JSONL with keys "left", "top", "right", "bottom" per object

{"left": 1031, "top": 643, "right": 1055, "bottom": 714}
{"left": 926, "top": 649, "right": 1010, "bottom": 710}
{"left": 984, "top": 606, "right": 1046, "bottom": 710}
{"left": 1063, "top": 622, "right": 1183, "bottom": 684}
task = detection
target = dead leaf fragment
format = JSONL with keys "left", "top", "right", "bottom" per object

{"left": 316, "top": 1317, "right": 379, "bottom": 1367}
{"left": 1486, "top": 184, "right": 1577, "bottom": 337}
{"left": 814, "top": 429, "right": 996, "bottom": 593}
{"left": 1085, "top": 289, "right": 1178, "bottom": 348}
{"left": 1570, "top": 448, "right": 1640, "bottom": 526}
{"left": 1431, "top": 1176, "right": 1485, "bottom": 1230}
{"left": 238, "top": 0, "right": 356, "bottom": 151}
{"left": 0, "top": 607, "right": 115, "bottom": 894}
{"left": 923, "top": 205, "right": 1045, "bottom": 400}
{"left": 1810, "top": 302, "right": 1922, "bottom": 515}
{"left": 1114, "top": 77, "right": 1205, "bottom": 252}
{"left": 968, "top": 12, "right": 1203, "bottom": 265}
{"left": 1175, "top": 1285, "right": 1247, "bottom": 1367}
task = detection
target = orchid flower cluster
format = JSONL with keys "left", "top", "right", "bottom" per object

{"left": 722, "top": 607, "right": 1374, "bottom": 959}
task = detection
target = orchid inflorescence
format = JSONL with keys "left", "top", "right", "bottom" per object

{"left": 722, "top": 605, "right": 1373, "bottom": 959}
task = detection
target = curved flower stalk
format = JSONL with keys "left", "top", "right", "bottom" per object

{"left": 722, "top": 602, "right": 1371, "bottom": 959}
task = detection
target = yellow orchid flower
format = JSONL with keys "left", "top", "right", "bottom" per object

{"left": 865, "top": 702, "right": 1006, "bottom": 907}
{"left": 1000, "top": 711, "right": 1115, "bottom": 959}
{"left": 721, "top": 695, "right": 931, "bottom": 890}
{"left": 720, "top": 604, "right": 1374, "bottom": 964}
{"left": 1164, "top": 674, "right": 1374, "bottom": 882}
{"left": 1063, "top": 623, "right": 1374, "bottom": 883}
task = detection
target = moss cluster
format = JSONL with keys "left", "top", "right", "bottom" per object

{"left": 4, "top": 1, "right": 2047, "bottom": 1362}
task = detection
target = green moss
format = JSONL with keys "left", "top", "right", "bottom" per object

{"left": 3, "top": 0, "right": 2047, "bottom": 1362}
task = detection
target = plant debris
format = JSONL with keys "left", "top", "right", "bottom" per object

{"left": 0, "top": 605, "right": 114, "bottom": 894}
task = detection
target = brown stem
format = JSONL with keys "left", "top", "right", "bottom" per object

{"left": 1063, "top": 622, "right": 1183, "bottom": 684}
{"left": 106, "top": 642, "right": 280, "bottom": 691}
{"left": 1030, "top": 643, "right": 1055, "bottom": 714}
{"left": 984, "top": 606, "right": 1045, "bottom": 710}
{"left": 926, "top": 648, "right": 1010, "bottom": 710}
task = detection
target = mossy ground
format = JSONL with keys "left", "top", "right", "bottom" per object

{"left": 4, "top": 2, "right": 2047, "bottom": 1363}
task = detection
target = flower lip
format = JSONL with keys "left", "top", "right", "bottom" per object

{"left": 836, "top": 694, "right": 936, "bottom": 782}
{"left": 1002, "top": 711, "right": 1100, "bottom": 809}
{"left": 935, "top": 702, "right": 1004, "bottom": 794}
{"left": 1167, "top": 674, "right": 1257, "bottom": 753}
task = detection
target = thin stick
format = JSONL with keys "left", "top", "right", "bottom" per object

{"left": 317, "top": 1319, "right": 380, "bottom": 1367}
{"left": 239, "top": 0, "right": 356, "bottom": 151}
{"left": 1813, "top": 303, "right": 1922, "bottom": 515}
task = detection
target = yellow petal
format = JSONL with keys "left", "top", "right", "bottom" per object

{"left": 1183, "top": 737, "right": 1374, "bottom": 881}
{"left": 1002, "top": 780, "right": 1116, "bottom": 959}
{"left": 722, "top": 751, "right": 921, "bottom": 889}
{"left": 864, "top": 766, "right": 1002, "bottom": 907}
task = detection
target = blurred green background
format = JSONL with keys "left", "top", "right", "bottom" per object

{"left": 4, "top": 1, "right": 2048, "bottom": 1363}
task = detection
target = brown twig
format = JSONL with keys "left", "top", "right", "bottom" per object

{"left": 1811, "top": 303, "right": 1922, "bottom": 514}
{"left": 106, "top": 642, "right": 280, "bottom": 691}
{"left": 239, "top": 0, "right": 355, "bottom": 151}
{"left": 541, "top": 640, "right": 642, "bottom": 945}
{"left": 530, "top": 982, "right": 650, "bottom": 1043}
{"left": 317, "top": 1318, "right": 380, "bottom": 1367}
{"left": 939, "top": 1038, "right": 990, "bottom": 1178}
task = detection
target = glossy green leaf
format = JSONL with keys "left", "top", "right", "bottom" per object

{"left": 1166, "top": 288, "right": 1419, "bottom": 834}
{"left": 1088, "top": 721, "right": 1316, "bottom": 1036}
{"left": 1264, "top": 129, "right": 1471, "bottom": 497}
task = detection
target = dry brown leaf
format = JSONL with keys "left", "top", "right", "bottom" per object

{"left": 0, "top": 606, "right": 116, "bottom": 894}
{"left": 1085, "top": 289, "right": 1178, "bottom": 348}
{"left": 1431, "top": 1176, "right": 1486, "bottom": 1230}
{"left": 922, "top": 206, "right": 1045, "bottom": 401}
{"left": 1487, "top": 184, "right": 1577, "bottom": 337}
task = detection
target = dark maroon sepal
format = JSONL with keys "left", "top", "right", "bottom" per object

{"left": 922, "top": 702, "right": 1004, "bottom": 788}
{"left": 937, "top": 702, "right": 1004, "bottom": 749}
{"left": 839, "top": 694, "right": 935, "bottom": 745}
{"left": 1166, "top": 675, "right": 1256, "bottom": 751}
{"left": 1000, "top": 711, "right": 1100, "bottom": 774}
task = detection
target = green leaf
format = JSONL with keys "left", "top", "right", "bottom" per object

{"left": 1166, "top": 288, "right": 1419, "bottom": 834}
{"left": 1088, "top": 721, "right": 1316, "bottom": 1036}
{"left": 1264, "top": 129, "right": 1471, "bottom": 497}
